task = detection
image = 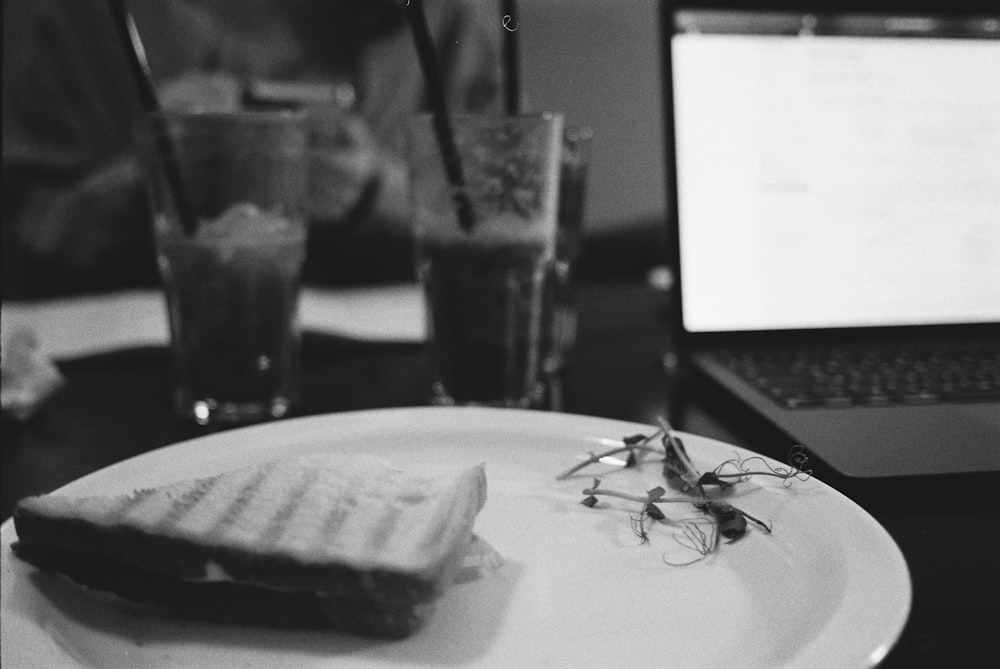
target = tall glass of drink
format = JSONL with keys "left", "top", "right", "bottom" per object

{"left": 137, "top": 111, "right": 308, "bottom": 427}
{"left": 409, "top": 112, "right": 564, "bottom": 409}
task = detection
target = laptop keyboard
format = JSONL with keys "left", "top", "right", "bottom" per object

{"left": 714, "top": 339, "right": 1000, "bottom": 409}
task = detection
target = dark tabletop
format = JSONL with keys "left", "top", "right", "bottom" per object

{"left": 3, "top": 272, "right": 997, "bottom": 669}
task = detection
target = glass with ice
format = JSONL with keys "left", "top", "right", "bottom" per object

{"left": 137, "top": 111, "right": 308, "bottom": 426}
{"left": 409, "top": 112, "right": 564, "bottom": 408}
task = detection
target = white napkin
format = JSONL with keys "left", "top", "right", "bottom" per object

{"left": 0, "top": 284, "right": 426, "bottom": 361}
{"left": 1, "top": 328, "right": 66, "bottom": 421}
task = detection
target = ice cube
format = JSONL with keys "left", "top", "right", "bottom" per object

{"left": 201, "top": 203, "right": 290, "bottom": 240}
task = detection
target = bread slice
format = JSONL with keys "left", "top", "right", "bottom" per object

{"left": 12, "top": 453, "right": 488, "bottom": 637}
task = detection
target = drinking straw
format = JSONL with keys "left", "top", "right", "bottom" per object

{"left": 107, "top": 0, "right": 199, "bottom": 236}
{"left": 404, "top": 0, "right": 477, "bottom": 233}
{"left": 501, "top": 0, "right": 521, "bottom": 114}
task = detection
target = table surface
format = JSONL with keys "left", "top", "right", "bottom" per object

{"left": 3, "top": 279, "right": 997, "bottom": 669}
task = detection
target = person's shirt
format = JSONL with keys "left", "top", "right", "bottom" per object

{"left": 2, "top": 0, "right": 502, "bottom": 298}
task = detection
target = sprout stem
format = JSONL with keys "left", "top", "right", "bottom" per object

{"left": 581, "top": 488, "right": 693, "bottom": 505}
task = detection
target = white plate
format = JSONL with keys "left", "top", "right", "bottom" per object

{"left": 1, "top": 407, "right": 910, "bottom": 669}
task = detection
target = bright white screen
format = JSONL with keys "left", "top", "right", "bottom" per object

{"left": 673, "top": 28, "right": 1000, "bottom": 332}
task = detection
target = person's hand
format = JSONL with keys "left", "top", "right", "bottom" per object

{"left": 306, "top": 109, "right": 381, "bottom": 227}
{"left": 158, "top": 72, "right": 243, "bottom": 112}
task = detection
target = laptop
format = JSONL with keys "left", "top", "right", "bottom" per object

{"left": 660, "top": 0, "right": 1000, "bottom": 480}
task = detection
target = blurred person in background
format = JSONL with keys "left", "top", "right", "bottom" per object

{"left": 2, "top": 0, "right": 502, "bottom": 298}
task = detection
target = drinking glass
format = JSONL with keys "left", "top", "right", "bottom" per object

{"left": 409, "top": 112, "right": 565, "bottom": 408}
{"left": 137, "top": 110, "right": 308, "bottom": 426}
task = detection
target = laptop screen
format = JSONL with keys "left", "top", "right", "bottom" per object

{"left": 667, "top": 5, "right": 1000, "bottom": 333}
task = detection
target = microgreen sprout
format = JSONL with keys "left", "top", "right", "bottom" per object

{"left": 562, "top": 418, "right": 811, "bottom": 563}
{"left": 705, "top": 445, "right": 813, "bottom": 487}
{"left": 555, "top": 430, "right": 664, "bottom": 480}
{"left": 581, "top": 478, "right": 708, "bottom": 545}
{"left": 667, "top": 518, "right": 718, "bottom": 564}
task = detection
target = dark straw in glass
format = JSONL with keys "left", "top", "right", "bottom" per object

{"left": 404, "top": 0, "right": 477, "bottom": 233}
{"left": 108, "top": 0, "right": 198, "bottom": 236}
{"left": 502, "top": 0, "right": 521, "bottom": 114}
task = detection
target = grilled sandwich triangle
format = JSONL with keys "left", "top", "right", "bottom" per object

{"left": 12, "top": 453, "right": 488, "bottom": 637}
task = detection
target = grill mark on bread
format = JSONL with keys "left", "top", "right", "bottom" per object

{"left": 260, "top": 464, "right": 320, "bottom": 548}
{"left": 208, "top": 469, "right": 269, "bottom": 537}
{"left": 120, "top": 485, "right": 189, "bottom": 527}
{"left": 360, "top": 501, "right": 402, "bottom": 555}
{"left": 158, "top": 475, "right": 222, "bottom": 532}
{"left": 319, "top": 500, "right": 352, "bottom": 555}
{"left": 110, "top": 488, "right": 157, "bottom": 521}
{"left": 413, "top": 475, "right": 477, "bottom": 557}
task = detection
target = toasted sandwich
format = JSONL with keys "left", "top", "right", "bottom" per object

{"left": 12, "top": 453, "right": 488, "bottom": 638}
